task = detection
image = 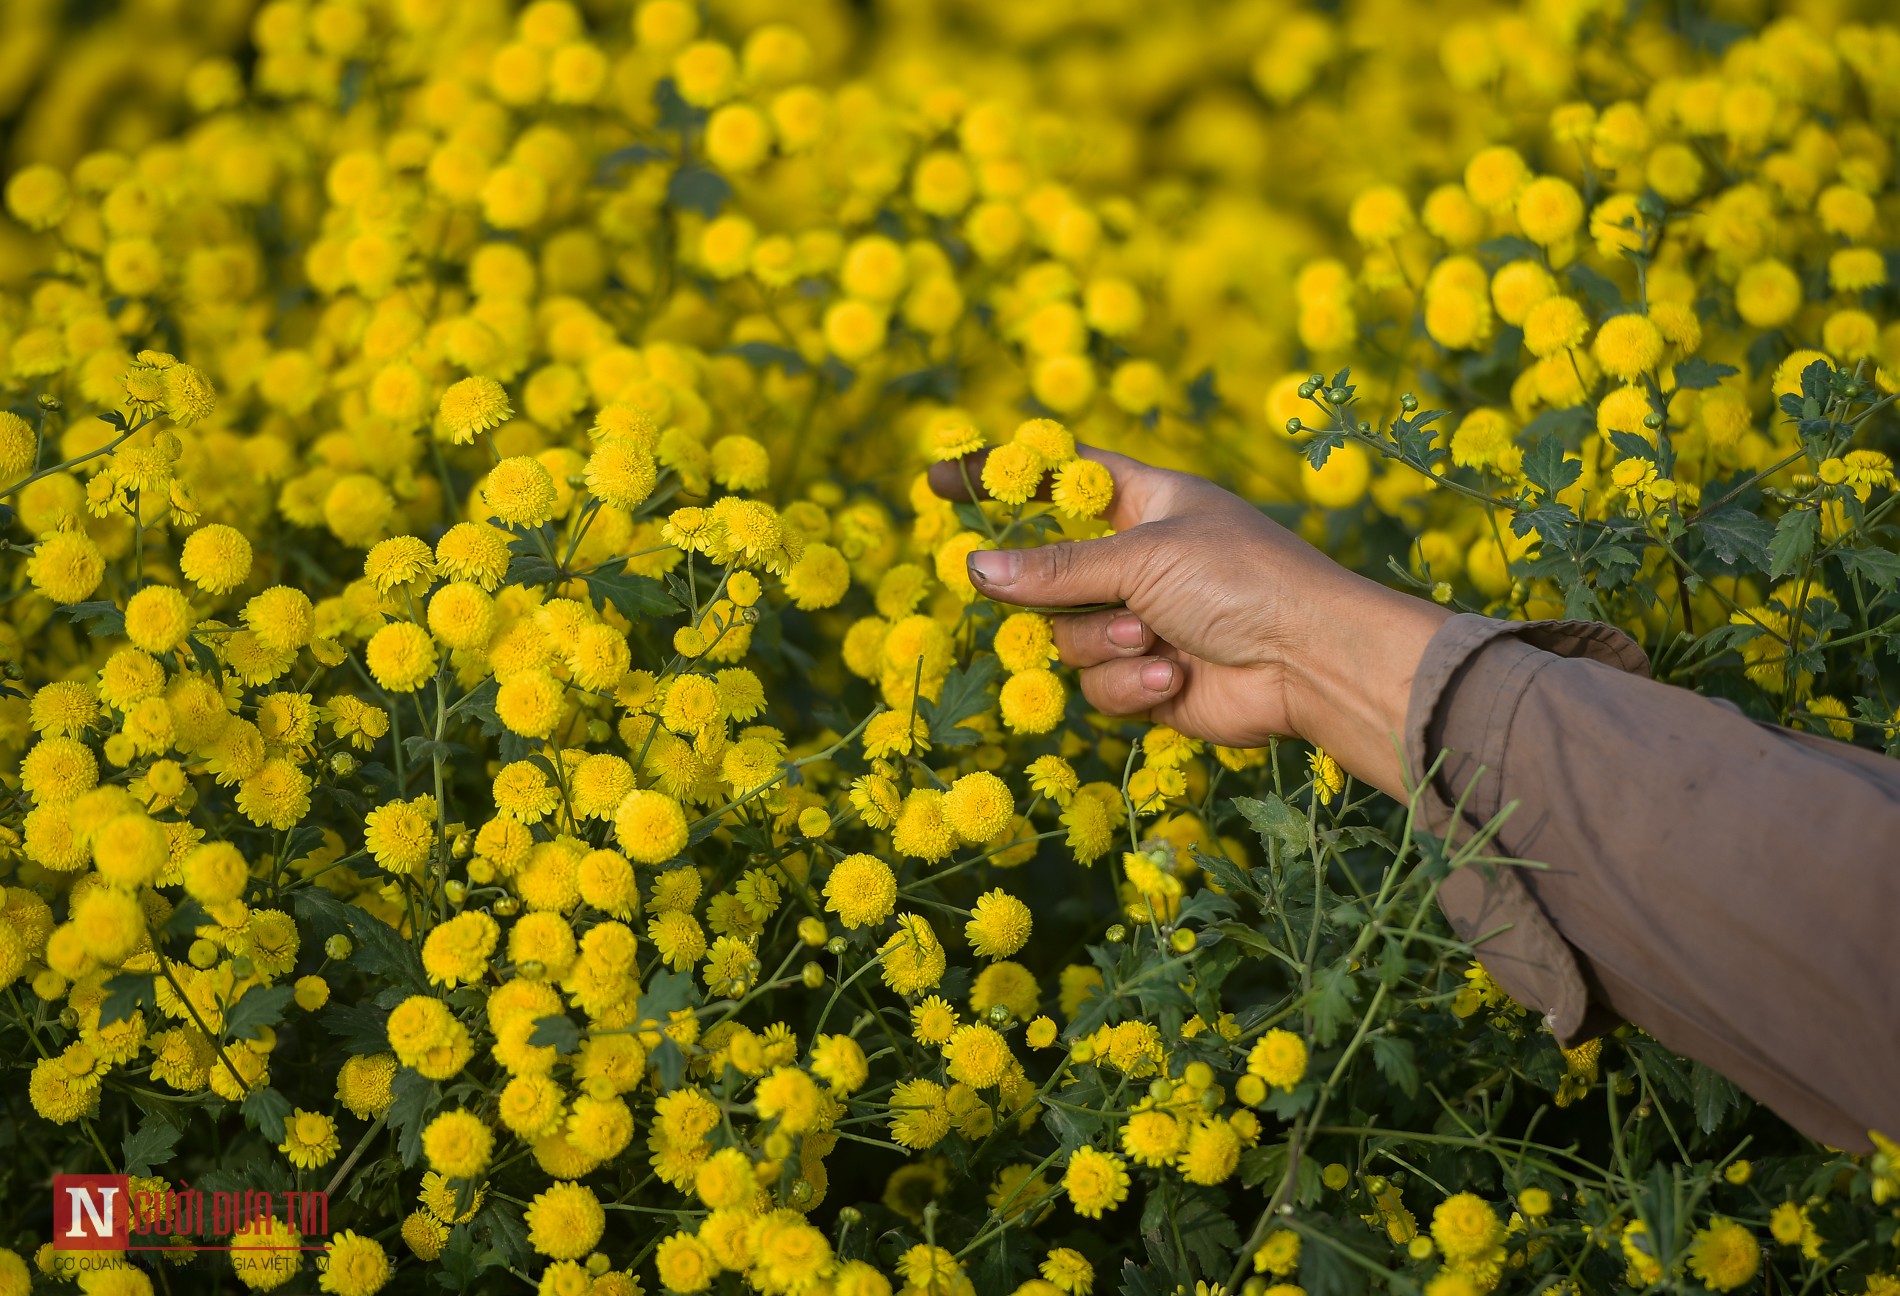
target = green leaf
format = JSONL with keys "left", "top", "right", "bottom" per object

{"left": 1295, "top": 1216, "right": 1376, "bottom": 1296}
{"left": 1566, "top": 263, "right": 1623, "bottom": 312}
{"left": 1233, "top": 794, "right": 1306, "bottom": 855}
{"left": 584, "top": 566, "right": 680, "bottom": 621}
{"left": 526, "top": 1013, "right": 581, "bottom": 1053}
{"left": 224, "top": 983, "right": 294, "bottom": 1042}
{"left": 1184, "top": 367, "right": 1221, "bottom": 423}
{"left": 435, "top": 1226, "right": 503, "bottom": 1290}
{"left": 1213, "top": 921, "right": 1284, "bottom": 960}
{"left": 1308, "top": 964, "right": 1358, "bottom": 1047}
{"left": 100, "top": 972, "right": 156, "bottom": 1028}
{"left": 723, "top": 341, "right": 808, "bottom": 375}
{"left": 1691, "top": 1062, "right": 1743, "bottom": 1133}
{"left": 387, "top": 1067, "right": 442, "bottom": 1168}
{"left": 1521, "top": 437, "right": 1581, "bottom": 497}
{"left": 322, "top": 1000, "right": 392, "bottom": 1053}
{"left": 971, "top": 1226, "right": 1036, "bottom": 1294}
{"left": 122, "top": 1111, "right": 183, "bottom": 1177}
{"left": 1608, "top": 429, "right": 1658, "bottom": 464}
{"left": 1693, "top": 505, "right": 1774, "bottom": 568}
{"left": 1522, "top": 404, "right": 1592, "bottom": 442}
{"left": 241, "top": 1086, "right": 294, "bottom": 1143}
{"left": 1673, "top": 358, "right": 1740, "bottom": 390}
{"left": 508, "top": 554, "right": 562, "bottom": 588}
{"left": 471, "top": 1199, "right": 531, "bottom": 1267}
{"left": 1837, "top": 543, "right": 1900, "bottom": 591}
{"left": 886, "top": 365, "right": 959, "bottom": 402}
{"left": 1769, "top": 508, "right": 1818, "bottom": 578}
{"left": 55, "top": 600, "right": 126, "bottom": 635}
{"left": 293, "top": 887, "right": 429, "bottom": 992}
{"left": 1369, "top": 1034, "right": 1420, "bottom": 1099}
{"left": 639, "top": 967, "right": 700, "bottom": 1028}
{"left": 919, "top": 656, "right": 999, "bottom": 748}
{"left": 1042, "top": 1103, "right": 1106, "bottom": 1153}
{"left": 402, "top": 735, "right": 462, "bottom": 765}
{"left": 1301, "top": 428, "right": 1346, "bottom": 470}
{"left": 667, "top": 165, "right": 730, "bottom": 216}
{"left": 1171, "top": 1187, "right": 1242, "bottom": 1277}
{"left": 1240, "top": 1143, "right": 1325, "bottom": 1205}
{"left": 1476, "top": 235, "right": 1540, "bottom": 261}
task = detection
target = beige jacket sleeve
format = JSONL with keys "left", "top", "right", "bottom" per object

{"left": 1405, "top": 612, "right": 1900, "bottom": 1151}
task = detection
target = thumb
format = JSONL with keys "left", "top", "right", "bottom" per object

{"left": 967, "top": 534, "right": 1142, "bottom": 609}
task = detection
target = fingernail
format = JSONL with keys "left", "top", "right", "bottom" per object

{"left": 1140, "top": 659, "right": 1175, "bottom": 692}
{"left": 967, "top": 550, "right": 1018, "bottom": 587}
{"left": 1107, "top": 614, "right": 1146, "bottom": 648}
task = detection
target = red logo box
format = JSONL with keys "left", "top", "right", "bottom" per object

{"left": 52, "top": 1174, "right": 130, "bottom": 1249}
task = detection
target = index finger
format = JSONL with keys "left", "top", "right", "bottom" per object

{"left": 924, "top": 442, "right": 1179, "bottom": 531}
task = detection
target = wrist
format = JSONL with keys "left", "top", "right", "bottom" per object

{"left": 1281, "top": 581, "right": 1451, "bottom": 801}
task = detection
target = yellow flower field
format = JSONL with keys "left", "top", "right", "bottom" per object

{"left": 0, "top": 0, "right": 1897, "bottom": 1293}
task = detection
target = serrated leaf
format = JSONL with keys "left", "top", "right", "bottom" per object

{"left": 387, "top": 1067, "right": 441, "bottom": 1168}
{"left": 919, "top": 657, "right": 998, "bottom": 747}
{"left": 1837, "top": 543, "right": 1900, "bottom": 591}
{"left": 584, "top": 566, "right": 680, "bottom": 621}
{"left": 122, "top": 1112, "right": 183, "bottom": 1177}
{"left": 1769, "top": 508, "right": 1818, "bottom": 578}
{"left": 224, "top": 983, "right": 294, "bottom": 1042}
{"left": 1799, "top": 358, "right": 1833, "bottom": 405}
{"left": 1673, "top": 358, "right": 1739, "bottom": 390}
{"left": 1369, "top": 1034, "right": 1420, "bottom": 1098}
{"left": 1302, "top": 429, "right": 1346, "bottom": 471}
{"left": 402, "top": 736, "right": 460, "bottom": 765}
{"left": 1042, "top": 1103, "right": 1106, "bottom": 1153}
{"left": 1308, "top": 964, "right": 1358, "bottom": 1047}
{"left": 1521, "top": 437, "right": 1582, "bottom": 497}
{"left": 526, "top": 1013, "right": 581, "bottom": 1053}
{"left": 322, "top": 1000, "right": 392, "bottom": 1053}
{"left": 505, "top": 546, "right": 562, "bottom": 588}
{"left": 639, "top": 967, "right": 700, "bottom": 1028}
{"left": 1691, "top": 1061, "right": 1743, "bottom": 1133}
{"left": 1522, "top": 404, "right": 1593, "bottom": 442}
{"left": 435, "top": 1228, "right": 491, "bottom": 1290}
{"left": 292, "top": 887, "right": 430, "bottom": 992}
{"left": 241, "top": 1086, "right": 293, "bottom": 1143}
{"left": 472, "top": 1199, "right": 531, "bottom": 1267}
{"left": 1608, "top": 429, "right": 1658, "bottom": 464}
{"left": 100, "top": 971, "right": 156, "bottom": 1028}
{"left": 1693, "top": 505, "right": 1774, "bottom": 568}
{"left": 1233, "top": 794, "right": 1306, "bottom": 854}
{"left": 1295, "top": 1216, "right": 1375, "bottom": 1296}
{"left": 55, "top": 600, "right": 126, "bottom": 635}
{"left": 1171, "top": 1187, "right": 1242, "bottom": 1277}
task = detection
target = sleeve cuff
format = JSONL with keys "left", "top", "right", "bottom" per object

{"left": 1401, "top": 614, "right": 1648, "bottom": 1043}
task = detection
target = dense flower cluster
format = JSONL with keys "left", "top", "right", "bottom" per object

{"left": 0, "top": 1, "right": 1896, "bottom": 1294}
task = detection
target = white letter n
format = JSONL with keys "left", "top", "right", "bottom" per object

{"left": 65, "top": 1186, "right": 118, "bottom": 1238}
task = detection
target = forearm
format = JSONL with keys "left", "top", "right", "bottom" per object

{"left": 1409, "top": 614, "right": 1900, "bottom": 1149}
{"left": 1283, "top": 580, "right": 1451, "bottom": 802}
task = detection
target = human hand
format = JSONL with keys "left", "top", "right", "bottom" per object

{"left": 929, "top": 446, "right": 1451, "bottom": 800}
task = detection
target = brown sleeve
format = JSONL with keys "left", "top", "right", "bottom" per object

{"left": 1405, "top": 612, "right": 1900, "bottom": 1151}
